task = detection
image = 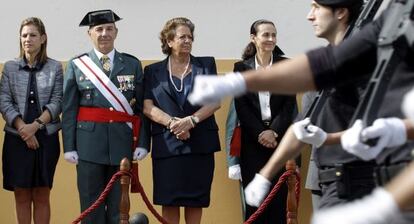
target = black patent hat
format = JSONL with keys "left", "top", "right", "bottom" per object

{"left": 79, "top": 9, "right": 122, "bottom": 27}
{"left": 315, "top": 0, "right": 362, "bottom": 7}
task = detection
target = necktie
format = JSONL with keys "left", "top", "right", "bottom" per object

{"left": 101, "top": 55, "right": 111, "bottom": 73}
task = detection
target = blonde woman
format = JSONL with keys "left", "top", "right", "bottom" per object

{"left": 0, "top": 17, "right": 62, "bottom": 223}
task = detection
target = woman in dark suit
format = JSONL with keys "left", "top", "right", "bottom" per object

{"left": 0, "top": 17, "right": 62, "bottom": 223}
{"left": 143, "top": 17, "right": 220, "bottom": 224}
{"left": 234, "top": 19, "right": 297, "bottom": 223}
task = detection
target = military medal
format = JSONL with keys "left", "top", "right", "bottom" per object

{"left": 129, "top": 98, "right": 136, "bottom": 107}
{"left": 117, "top": 75, "right": 135, "bottom": 92}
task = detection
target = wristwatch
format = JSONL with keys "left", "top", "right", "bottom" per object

{"left": 190, "top": 115, "right": 200, "bottom": 126}
{"left": 35, "top": 118, "right": 45, "bottom": 130}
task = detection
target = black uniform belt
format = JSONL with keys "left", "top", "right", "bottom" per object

{"left": 374, "top": 161, "right": 410, "bottom": 186}
{"left": 319, "top": 162, "right": 376, "bottom": 199}
{"left": 319, "top": 162, "right": 375, "bottom": 184}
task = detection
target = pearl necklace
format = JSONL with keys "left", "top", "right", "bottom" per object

{"left": 168, "top": 56, "right": 190, "bottom": 92}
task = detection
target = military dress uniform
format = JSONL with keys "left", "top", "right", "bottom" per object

{"left": 224, "top": 99, "right": 245, "bottom": 216}
{"left": 63, "top": 49, "right": 149, "bottom": 224}
{"left": 62, "top": 10, "right": 149, "bottom": 224}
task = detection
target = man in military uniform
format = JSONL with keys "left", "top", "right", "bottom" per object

{"left": 300, "top": 0, "right": 375, "bottom": 209}
{"left": 62, "top": 9, "right": 150, "bottom": 224}
{"left": 189, "top": 0, "right": 414, "bottom": 222}
{"left": 301, "top": 0, "right": 366, "bottom": 209}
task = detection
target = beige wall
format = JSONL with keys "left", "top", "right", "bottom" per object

{"left": 0, "top": 61, "right": 311, "bottom": 223}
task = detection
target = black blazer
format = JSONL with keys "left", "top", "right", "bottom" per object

{"left": 234, "top": 54, "right": 297, "bottom": 222}
{"left": 234, "top": 55, "right": 297, "bottom": 146}
{"left": 144, "top": 55, "right": 220, "bottom": 159}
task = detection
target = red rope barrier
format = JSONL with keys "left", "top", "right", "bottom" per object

{"left": 72, "top": 170, "right": 129, "bottom": 224}
{"left": 72, "top": 164, "right": 299, "bottom": 224}
{"left": 244, "top": 170, "right": 301, "bottom": 224}
{"left": 72, "top": 169, "right": 169, "bottom": 224}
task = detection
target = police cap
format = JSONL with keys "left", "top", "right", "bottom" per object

{"left": 79, "top": 9, "right": 122, "bottom": 27}
{"left": 315, "top": 0, "right": 362, "bottom": 7}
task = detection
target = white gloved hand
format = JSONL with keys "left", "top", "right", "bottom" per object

{"left": 133, "top": 147, "right": 148, "bottom": 161}
{"left": 342, "top": 118, "right": 407, "bottom": 161}
{"left": 188, "top": 72, "right": 246, "bottom": 105}
{"left": 228, "top": 164, "right": 242, "bottom": 180}
{"left": 362, "top": 117, "right": 407, "bottom": 148}
{"left": 311, "top": 188, "right": 399, "bottom": 224}
{"left": 341, "top": 120, "right": 372, "bottom": 160}
{"left": 402, "top": 87, "right": 414, "bottom": 125}
{"left": 244, "top": 173, "right": 271, "bottom": 207}
{"left": 64, "top": 151, "right": 79, "bottom": 164}
{"left": 293, "top": 118, "right": 327, "bottom": 147}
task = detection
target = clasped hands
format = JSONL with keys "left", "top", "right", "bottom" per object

{"left": 168, "top": 116, "right": 194, "bottom": 140}
{"left": 18, "top": 122, "right": 40, "bottom": 150}
{"left": 258, "top": 130, "right": 278, "bottom": 148}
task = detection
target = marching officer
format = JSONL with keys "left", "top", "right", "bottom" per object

{"left": 189, "top": 0, "right": 414, "bottom": 222}
{"left": 303, "top": 0, "right": 375, "bottom": 208}
{"left": 242, "top": 0, "right": 372, "bottom": 210}
{"left": 62, "top": 9, "right": 150, "bottom": 224}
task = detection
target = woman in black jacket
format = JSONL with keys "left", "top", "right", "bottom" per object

{"left": 234, "top": 19, "right": 297, "bottom": 223}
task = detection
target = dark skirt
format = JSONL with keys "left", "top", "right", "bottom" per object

{"left": 152, "top": 153, "right": 214, "bottom": 207}
{"left": 2, "top": 131, "right": 60, "bottom": 191}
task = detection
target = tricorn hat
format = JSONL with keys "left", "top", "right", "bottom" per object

{"left": 315, "top": 0, "right": 363, "bottom": 7}
{"left": 79, "top": 9, "right": 122, "bottom": 27}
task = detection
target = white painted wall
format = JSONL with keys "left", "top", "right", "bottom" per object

{"left": 0, "top": 0, "right": 326, "bottom": 62}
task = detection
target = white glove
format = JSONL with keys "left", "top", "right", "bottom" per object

{"left": 402, "top": 87, "right": 414, "bottom": 125}
{"left": 133, "top": 147, "right": 148, "bottom": 161}
{"left": 311, "top": 188, "right": 400, "bottom": 224}
{"left": 341, "top": 120, "right": 374, "bottom": 161}
{"left": 64, "top": 151, "right": 79, "bottom": 164}
{"left": 342, "top": 119, "right": 407, "bottom": 161}
{"left": 188, "top": 72, "right": 246, "bottom": 105}
{"left": 228, "top": 164, "right": 242, "bottom": 180}
{"left": 292, "top": 118, "right": 327, "bottom": 147}
{"left": 244, "top": 173, "right": 271, "bottom": 207}
{"left": 362, "top": 117, "right": 407, "bottom": 148}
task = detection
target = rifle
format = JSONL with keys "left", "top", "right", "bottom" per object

{"left": 304, "top": 0, "right": 384, "bottom": 121}
{"left": 350, "top": 0, "right": 414, "bottom": 145}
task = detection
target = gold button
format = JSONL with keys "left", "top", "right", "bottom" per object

{"left": 335, "top": 171, "right": 342, "bottom": 177}
{"left": 133, "top": 137, "right": 137, "bottom": 141}
{"left": 109, "top": 107, "right": 114, "bottom": 111}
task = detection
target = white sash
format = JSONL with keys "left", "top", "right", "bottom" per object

{"left": 73, "top": 55, "right": 133, "bottom": 128}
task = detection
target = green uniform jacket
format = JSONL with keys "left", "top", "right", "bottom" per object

{"left": 225, "top": 99, "right": 240, "bottom": 167}
{"left": 62, "top": 50, "right": 150, "bottom": 165}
